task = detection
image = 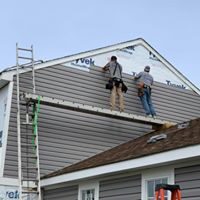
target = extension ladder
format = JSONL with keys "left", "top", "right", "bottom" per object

{"left": 155, "top": 184, "right": 181, "bottom": 200}
{"left": 16, "top": 44, "right": 41, "bottom": 200}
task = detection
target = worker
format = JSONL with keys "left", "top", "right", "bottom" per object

{"left": 134, "top": 66, "right": 156, "bottom": 117}
{"left": 102, "top": 56, "right": 124, "bottom": 112}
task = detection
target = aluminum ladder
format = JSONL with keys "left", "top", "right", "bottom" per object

{"left": 155, "top": 184, "right": 181, "bottom": 200}
{"left": 16, "top": 44, "right": 41, "bottom": 200}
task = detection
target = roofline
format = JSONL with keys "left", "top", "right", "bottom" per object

{"left": 141, "top": 40, "right": 200, "bottom": 94}
{"left": 41, "top": 144, "right": 200, "bottom": 187}
{"left": 0, "top": 38, "right": 143, "bottom": 79}
{"left": 1, "top": 38, "right": 200, "bottom": 94}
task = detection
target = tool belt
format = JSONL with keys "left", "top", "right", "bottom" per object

{"left": 105, "top": 78, "right": 128, "bottom": 93}
{"left": 143, "top": 84, "right": 151, "bottom": 88}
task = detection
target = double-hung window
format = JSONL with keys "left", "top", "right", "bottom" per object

{"left": 142, "top": 167, "right": 174, "bottom": 200}
{"left": 78, "top": 182, "right": 99, "bottom": 200}
{"left": 147, "top": 177, "right": 168, "bottom": 200}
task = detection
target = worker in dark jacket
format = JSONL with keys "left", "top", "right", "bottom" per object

{"left": 134, "top": 66, "right": 156, "bottom": 117}
{"left": 102, "top": 56, "right": 124, "bottom": 112}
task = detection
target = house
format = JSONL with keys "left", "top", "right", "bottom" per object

{"left": 0, "top": 38, "right": 200, "bottom": 199}
{"left": 41, "top": 117, "right": 200, "bottom": 200}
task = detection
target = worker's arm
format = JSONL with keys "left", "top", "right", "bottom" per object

{"left": 133, "top": 72, "right": 141, "bottom": 80}
{"left": 102, "top": 63, "right": 109, "bottom": 71}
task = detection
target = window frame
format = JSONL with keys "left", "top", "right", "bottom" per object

{"left": 78, "top": 181, "right": 99, "bottom": 200}
{"left": 141, "top": 167, "right": 174, "bottom": 200}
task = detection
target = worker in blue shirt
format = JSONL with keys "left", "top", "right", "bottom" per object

{"left": 134, "top": 66, "right": 156, "bottom": 117}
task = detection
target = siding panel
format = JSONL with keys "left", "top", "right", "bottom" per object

{"left": 100, "top": 174, "right": 141, "bottom": 200}
{"left": 4, "top": 65, "right": 200, "bottom": 178}
{"left": 43, "top": 185, "right": 78, "bottom": 200}
{"left": 175, "top": 165, "right": 200, "bottom": 199}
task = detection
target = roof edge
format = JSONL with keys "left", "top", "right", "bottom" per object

{"left": 1, "top": 38, "right": 199, "bottom": 94}
{"left": 41, "top": 144, "right": 200, "bottom": 187}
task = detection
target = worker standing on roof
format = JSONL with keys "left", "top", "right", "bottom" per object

{"left": 134, "top": 66, "right": 156, "bottom": 118}
{"left": 102, "top": 56, "right": 124, "bottom": 112}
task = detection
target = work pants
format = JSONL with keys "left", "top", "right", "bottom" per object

{"left": 110, "top": 83, "right": 124, "bottom": 112}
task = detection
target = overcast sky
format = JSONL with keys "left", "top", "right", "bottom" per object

{"left": 1, "top": 0, "right": 200, "bottom": 88}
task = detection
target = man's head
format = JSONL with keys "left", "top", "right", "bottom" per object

{"left": 144, "top": 66, "right": 150, "bottom": 72}
{"left": 111, "top": 56, "right": 117, "bottom": 61}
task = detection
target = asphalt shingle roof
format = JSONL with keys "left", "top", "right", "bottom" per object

{"left": 42, "top": 117, "right": 200, "bottom": 179}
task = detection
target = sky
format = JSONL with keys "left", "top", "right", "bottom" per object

{"left": 0, "top": 0, "right": 200, "bottom": 89}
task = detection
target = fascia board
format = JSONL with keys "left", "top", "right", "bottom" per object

{"left": 0, "top": 79, "right": 10, "bottom": 89}
{"left": 1, "top": 38, "right": 199, "bottom": 94}
{"left": 140, "top": 40, "right": 200, "bottom": 95}
{"left": 41, "top": 144, "right": 200, "bottom": 187}
{"left": 5, "top": 39, "right": 143, "bottom": 75}
{"left": 0, "top": 71, "right": 14, "bottom": 81}
{"left": 0, "top": 81, "right": 13, "bottom": 176}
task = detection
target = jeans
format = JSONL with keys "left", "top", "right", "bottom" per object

{"left": 139, "top": 88, "right": 156, "bottom": 116}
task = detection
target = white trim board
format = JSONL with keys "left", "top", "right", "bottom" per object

{"left": 41, "top": 144, "right": 200, "bottom": 187}
{"left": 0, "top": 82, "right": 13, "bottom": 177}
{"left": 0, "top": 178, "right": 18, "bottom": 186}
{"left": 141, "top": 167, "right": 174, "bottom": 200}
{"left": 1, "top": 38, "right": 200, "bottom": 94}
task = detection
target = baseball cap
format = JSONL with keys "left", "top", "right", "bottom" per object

{"left": 144, "top": 66, "right": 150, "bottom": 72}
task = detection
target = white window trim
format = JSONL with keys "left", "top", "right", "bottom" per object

{"left": 78, "top": 181, "right": 99, "bottom": 200}
{"left": 0, "top": 81, "right": 13, "bottom": 177}
{"left": 142, "top": 166, "right": 174, "bottom": 200}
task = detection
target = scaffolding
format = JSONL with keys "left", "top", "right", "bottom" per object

{"left": 15, "top": 44, "right": 176, "bottom": 200}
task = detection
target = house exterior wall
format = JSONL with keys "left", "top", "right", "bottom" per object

{"left": 42, "top": 185, "right": 78, "bottom": 200}
{"left": 42, "top": 174, "right": 141, "bottom": 200}
{"left": 175, "top": 164, "right": 200, "bottom": 199}
{"left": 3, "top": 64, "right": 200, "bottom": 178}
{"left": 99, "top": 174, "right": 141, "bottom": 200}
{"left": 0, "top": 84, "right": 9, "bottom": 173}
{"left": 0, "top": 82, "right": 13, "bottom": 177}
{"left": 41, "top": 163, "right": 200, "bottom": 200}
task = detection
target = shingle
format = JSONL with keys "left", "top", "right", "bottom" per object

{"left": 42, "top": 117, "right": 200, "bottom": 179}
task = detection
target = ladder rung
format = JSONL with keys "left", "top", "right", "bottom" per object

{"left": 21, "top": 134, "right": 36, "bottom": 138}
{"left": 22, "top": 155, "right": 37, "bottom": 159}
{"left": 22, "top": 190, "right": 39, "bottom": 194}
{"left": 18, "top": 47, "right": 32, "bottom": 52}
{"left": 22, "top": 166, "right": 38, "bottom": 170}
{"left": 21, "top": 122, "right": 35, "bottom": 126}
{"left": 20, "top": 102, "right": 34, "bottom": 106}
{"left": 22, "top": 178, "right": 38, "bottom": 182}
{"left": 21, "top": 143, "right": 37, "bottom": 147}
{"left": 18, "top": 56, "right": 33, "bottom": 60}
{"left": 22, "top": 122, "right": 33, "bottom": 125}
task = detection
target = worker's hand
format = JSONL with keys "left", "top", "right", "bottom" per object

{"left": 102, "top": 66, "right": 108, "bottom": 71}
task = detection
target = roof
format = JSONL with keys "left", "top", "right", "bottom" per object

{"left": 0, "top": 38, "right": 200, "bottom": 93}
{"left": 42, "top": 117, "right": 200, "bottom": 179}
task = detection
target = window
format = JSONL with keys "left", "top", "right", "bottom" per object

{"left": 142, "top": 167, "right": 174, "bottom": 200}
{"left": 78, "top": 181, "right": 99, "bottom": 200}
{"left": 81, "top": 189, "right": 95, "bottom": 200}
{"left": 147, "top": 177, "right": 168, "bottom": 200}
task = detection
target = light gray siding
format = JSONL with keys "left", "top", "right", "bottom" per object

{"left": 4, "top": 65, "right": 200, "bottom": 178}
{"left": 175, "top": 164, "right": 200, "bottom": 200}
{"left": 43, "top": 185, "right": 78, "bottom": 200}
{"left": 99, "top": 174, "right": 141, "bottom": 200}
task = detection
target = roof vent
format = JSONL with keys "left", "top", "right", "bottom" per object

{"left": 147, "top": 134, "right": 167, "bottom": 144}
{"left": 177, "top": 122, "right": 189, "bottom": 129}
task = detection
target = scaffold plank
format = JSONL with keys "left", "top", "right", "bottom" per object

{"left": 22, "top": 93, "right": 176, "bottom": 127}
